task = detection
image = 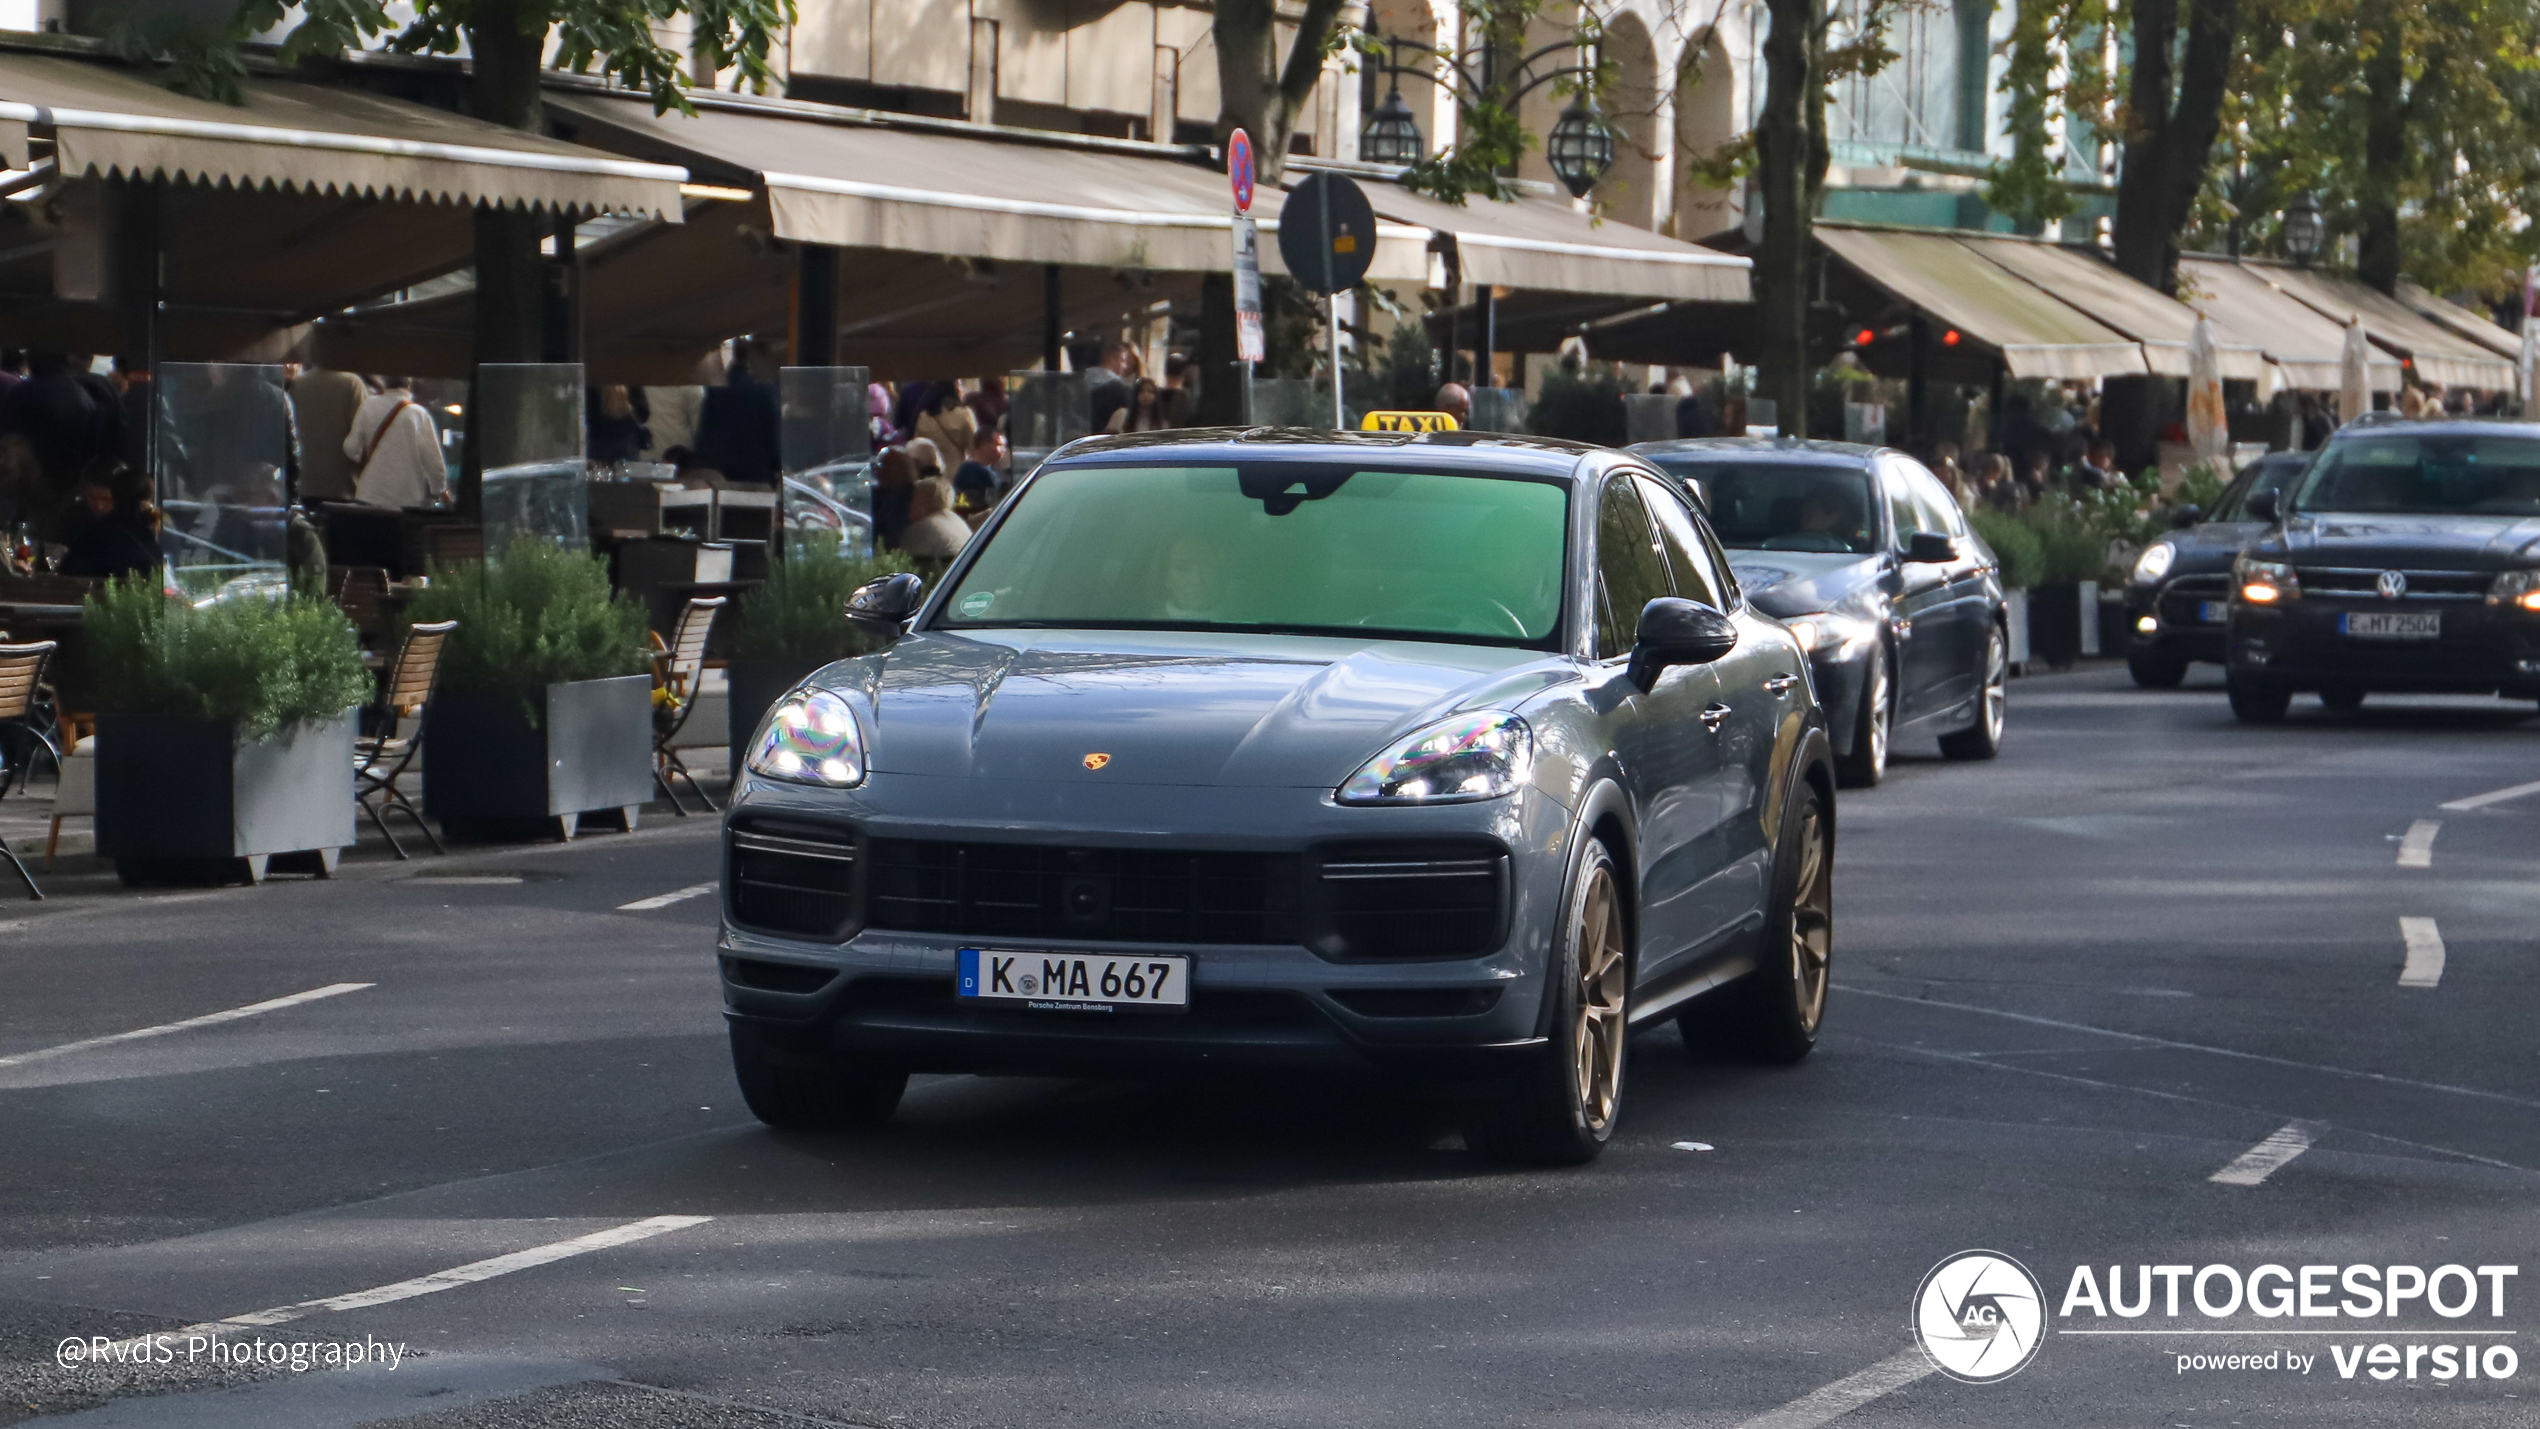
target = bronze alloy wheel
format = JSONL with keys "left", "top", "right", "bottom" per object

{"left": 1572, "top": 861, "right": 1629, "bottom": 1135}
{"left": 1788, "top": 798, "right": 1832, "bottom": 1036}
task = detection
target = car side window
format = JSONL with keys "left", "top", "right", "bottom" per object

{"left": 1901, "top": 463, "right": 1966, "bottom": 540}
{"left": 1882, "top": 463, "right": 1924, "bottom": 550}
{"left": 1596, "top": 475, "right": 1672, "bottom": 660}
{"left": 1638, "top": 474, "right": 1722, "bottom": 608}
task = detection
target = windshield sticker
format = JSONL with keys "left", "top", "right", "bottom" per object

{"left": 958, "top": 591, "right": 995, "bottom": 618}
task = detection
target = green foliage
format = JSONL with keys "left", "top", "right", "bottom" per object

{"left": 733, "top": 547, "right": 916, "bottom": 663}
{"left": 2176, "top": 462, "right": 2231, "bottom": 515}
{"left": 84, "top": 579, "right": 373, "bottom": 741}
{"left": 403, "top": 540, "right": 650, "bottom": 710}
{"left": 217, "top": 1, "right": 794, "bottom": 114}
{"left": 2024, "top": 495, "right": 2122, "bottom": 584}
{"left": 1968, "top": 507, "right": 2045, "bottom": 590}
{"left": 1527, "top": 361, "right": 1628, "bottom": 446}
{"left": 1983, "top": 0, "right": 2111, "bottom": 229}
{"left": 1372, "top": 302, "right": 1440, "bottom": 412}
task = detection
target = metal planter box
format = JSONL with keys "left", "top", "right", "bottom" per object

{"left": 424, "top": 674, "right": 653, "bottom": 841}
{"left": 96, "top": 711, "right": 357, "bottom": 885}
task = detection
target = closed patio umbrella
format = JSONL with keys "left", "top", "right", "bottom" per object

{"left": 2339, "top": 317, "right": 2373, "bottom": 425}
{"left": 2185, "top": 315, "right": 2229, "bottom": 468}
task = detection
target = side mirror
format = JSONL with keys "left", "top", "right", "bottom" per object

{"left": 1627, "top": 597, "right": 1738, "bottom": 692}
{"left": 2245, "top": 491, "right": 2280, "bottom": 522}
{"left": 845, "top": 572, "right": 925, "bottom": 637}
{"left": 2169, "top": 504, "right": 2203, "bottom": 529}
{"left": 1904, "top": 531, "right": 1958, "bottom": 564}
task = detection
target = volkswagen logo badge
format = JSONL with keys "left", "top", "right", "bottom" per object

{"left": 1912, "top": 1250, "right": 2048, "bottom": 1383}
{"left": 2377, "top": 569, "right": 2408, "bottom": 600}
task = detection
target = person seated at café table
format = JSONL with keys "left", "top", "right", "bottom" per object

{"left": 57, "top": 468, "right": 162, "bottom": 581}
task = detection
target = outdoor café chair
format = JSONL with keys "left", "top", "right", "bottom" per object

{"left": 0, "top": 639, "right": 60, "bottom": 798}
{"left": 0, "top": 641, "right": 54, "bottom": 899}
{"left": 355, "top": 620, "right": 458, "bottom": 859}
{"left": 652, "top": 595, "right": 726, "bottom": 816}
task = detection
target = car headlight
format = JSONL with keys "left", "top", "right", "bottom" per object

{"left": 1337, "top": 710, "right": 1533, "bottom": 805}
{"left": 2492, "top": 569, "right": 2540, "bottom": 611}
{"left": 2234, "top": 556, "right": 2299, "bottom": 604}
{"left": 2132, "top": 542, "right": 2177, "bottom": 585}
{"left": 1781, "top": 611, "right": 1878, "bottom": 658}
{"left": 746, "top": 688, "right": 867, "bottom": 787}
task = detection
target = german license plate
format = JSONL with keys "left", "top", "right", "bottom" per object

{"left": 956, "top": 949, "right": 1190, "bottom": 1013}
{"left": 2341, "top": 611, "right": 2440, "bottom": 639}
{"left": 2197, "top": 601, "right": 2228, "bottom": 623}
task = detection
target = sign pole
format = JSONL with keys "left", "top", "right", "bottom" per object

{"left": 1227, "top": 129, "right": 1263, "bottom": 427}
{"left": 1328, "top": 298, "right": 1343, "bottom": 431}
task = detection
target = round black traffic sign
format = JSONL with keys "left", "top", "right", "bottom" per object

{"left": 1276, "top": 171, "right": 1377, "bottom": 295}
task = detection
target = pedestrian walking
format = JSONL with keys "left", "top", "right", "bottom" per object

{"left": 346, "top": 378, "right": 449, "bottom": 510}
{"left": 289, "top": 366, "right": 372, "bottom": 502}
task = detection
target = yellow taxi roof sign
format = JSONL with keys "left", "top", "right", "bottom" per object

{"left": 1359, "top": 410, "right": 1459, "bottom": 433}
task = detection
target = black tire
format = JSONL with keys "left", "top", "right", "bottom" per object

{"left": 729, "top": 1025, "right": 907, "bottom": 1131}
{"left": 2227, "top": 673, "right": 2293, "bottom": 724}
{"left": 1679, "top": 780, "right": 1833, "bottom": 1065}
{"left": 2319, "top": 685, "right": 2366, "bottom": 713}
{"left": 1938, "top": 625, "right": 2007, "bottom": 760}
{"left": 1465, "top": 839, "right": 1628, "bottom": 1166}
{"left": 1833, "top": 654, "right": 1890, "bottom": 789}
{"left": 2127, "top": 651, "right": 2189, "bottom": 689}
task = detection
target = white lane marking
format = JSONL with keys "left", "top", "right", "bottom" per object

{"left": 0, "top": 984, "right": 373, "bottom": 1069}
{"left": 619, "top": 883, "right": 716, "bottom": 911}
{"left": 2440, "top": 778, "right": 2540, "bottom": 811}
{"left": 1672, "top": 1141, "right": 1715, "bottom": 1152}
{"left": 2400, "top": 916, "right": 2447, "bottom": 988}
{"left": 1735, "top": 1349, "right": 1935, "bottom": 1429}
{"left": 1838, "top": 985, "right": 2540, "bottom": 1111}
{"left": 2210, "top": 1120, "right": 2325, "bottom": 1186}
{"left": 2397, "top": 820, "right": 2439, "bottom": 868}
{"left": 115, "top": 1215, "right": 713, "bottom": 1352}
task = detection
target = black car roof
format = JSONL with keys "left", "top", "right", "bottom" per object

{"left": 1627, "top": 436, "right": 1884, "bottom": 467}
{"left": 2323, "top": 416, "right": 2540, "bottom": 444}
{"left": 1045, "top": 426, "right": 1609, "bottom": 480}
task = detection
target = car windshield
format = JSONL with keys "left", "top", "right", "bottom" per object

{"left": 2216, "top": 456, "right": 2304, "bottom": 520}
{"left": 2289, "top": 434, "right": 2540, "bottom": 516}
{"left": 938, "top": 463, "right": 1569, "bottom": 646}
{"left": 1646, "top": 461, "right": 1877, "bottom": 554}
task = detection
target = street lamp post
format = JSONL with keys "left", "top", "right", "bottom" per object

{"left": 2282, "top": 194, "right": 2325, "bottom": 269}
{"left": 1360, "top": 83, "right": 1425, "bottom": 167}
{"left": 1355, "top": 28, "right": 1615, "bottom": 197}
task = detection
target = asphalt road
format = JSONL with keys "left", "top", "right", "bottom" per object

{"left": 3, "top": 664, "right": 2537, "bottom": 1427}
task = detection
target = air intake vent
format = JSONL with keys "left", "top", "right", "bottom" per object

{"left": 726, "top": 818, "right": 858, "bottom": 941}
{"left": 720, "top": 956, "right": 838, "bottom": 994}
{"left": 1312, "top": 841, "right": 1509, "bottom": 960}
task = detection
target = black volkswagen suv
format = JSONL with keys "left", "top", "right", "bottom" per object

{"left": 2226, "top": 419, "right": 2540, "bottom": 721}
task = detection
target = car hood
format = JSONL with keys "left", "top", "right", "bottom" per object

{"left": 2267, "top": 513, "right": 2540, "bottom": 570}
{"left": 2159, "top": 519, "right": 2272, "bottom": 574}
{"left": 819, "top": 630, "right": 1569, "bottom": 788}
{"left": 1721, "top": 549, "right": 1883, "bottom": 617}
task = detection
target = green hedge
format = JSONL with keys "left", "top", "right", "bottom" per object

{"left": 404, "top": 539, "right": 650, "bottom": 709}
{"left": 85, "top": 578, "right": 373, "bottom": 741}
{"left": 733, "top": 547, "right": 917, "bottom": 663}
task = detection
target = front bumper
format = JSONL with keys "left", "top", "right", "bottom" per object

{"left": 2125, "top": 575, "right": 2234, "bottom": 662}
{"left": 2228, "top": 599, "right": 2540, "bottom": 693}
{"left": 715, "top": 773, "right": 1578, "bottom": 1080}
{"left": 1807, "top": 649, "right": 1870, "bottom": 754}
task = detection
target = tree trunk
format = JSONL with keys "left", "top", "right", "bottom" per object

{"left": 461, "top": 16, "right": 550, "bottom": 523}
{"left": 1754, "top": 0, "right": 1816, "bottom": 437}
{"left": 2111, "top": 0, "right": 2240, "bottom": 295}
{"left": 1212, "top": 0, "right": 1347, "bottom": 183}
{"left": 2356, "top": 9, "right": 2405, "bottom": 295}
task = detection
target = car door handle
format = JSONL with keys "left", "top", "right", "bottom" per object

{"left": 1763, "top": 674, "right": 1801, "bottom": 696}
{"left": 1700, "top": 703, "right": 1732, "bottom": 732}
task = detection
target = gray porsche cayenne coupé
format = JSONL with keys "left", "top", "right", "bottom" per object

{"left": 718, "top": 429, "right": 1837, "bottom": 1163}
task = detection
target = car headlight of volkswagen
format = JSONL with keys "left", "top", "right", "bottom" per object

{"left": 2235, "top": 556, "right": 2299, "bottom": 604}
{"left": 2491, "top": 569, "right": 2540, "bottom": 611}
{"left": 746, "top": 688, "right": 867, "bottom": 787}
{"left": 1338, "top": 710, "right": 1534, "bottom": 805}
{"left": 2132, "top": 541, "right": 2177, "bottom": 585}
{"left": 1781, "top": 610, "right": 1879, "bottom": 659}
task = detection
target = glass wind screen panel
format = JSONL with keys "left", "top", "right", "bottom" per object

{"left": 477, "top": 362, "right": 587, "bottom": 549}
{"left": 155, "top": 362, "right": 291, "bottom": 596}
{"left": 780, "top": 366, "right": 874, "bottom": 559}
